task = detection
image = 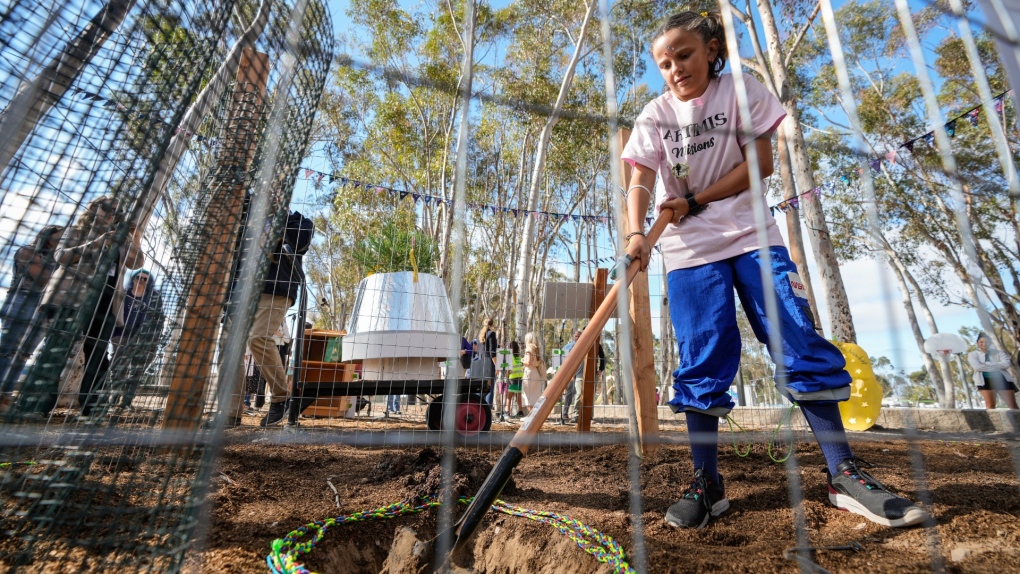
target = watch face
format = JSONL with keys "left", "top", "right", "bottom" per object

{"left": 672, "top": 162, "right": 689, "bottom": 180}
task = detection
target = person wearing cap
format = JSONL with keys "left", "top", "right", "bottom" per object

{"left": 108, "top": 268, "right": 164, "bottom": 411}
{"left": 967, "top": 333, "right": 1018, "bottom": 410}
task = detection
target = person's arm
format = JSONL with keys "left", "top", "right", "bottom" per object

{"left": 54, "top": 228, "right": 100, "bottom": 265}
{"left": 14, "top": 247, "right": 43, "bottom": 282}
{"left": 121, "top": 227, "right": 144, "bottom": 270}
{"left": 969, "top": 351, "right": 1011, "bottom": 372}
{"left": 659, "top": 136, "right": 774, "bottom": 223}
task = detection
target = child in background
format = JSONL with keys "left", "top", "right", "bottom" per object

{"left": 521, "top": 332, "right": 544, "bottom": 414}
{"left": 622, "top": 11, "right": 928, "bottom": 530}
{"left": 507, "top": 340, "right": 524, "bottom": 418}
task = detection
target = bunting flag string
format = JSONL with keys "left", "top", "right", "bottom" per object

{"left": 769, "top": 184, "right": 829, "bottom": 215}
{"left": 299, "top": 166, "right": 620, "bottom": 225}
{"left": 68, "top": 86, "right": 223, "bottom": 147}
{"left": 899, "top": 89, "right": 1012, "bottom": 151}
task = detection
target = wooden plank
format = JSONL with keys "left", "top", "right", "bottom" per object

{"left": 617, "top": 128, "right": 660, "bottom": 456}
{"left": 577, "top": 268, "right": 607, "bottom": 431}
{"left": 162, "top": 49, "right": 270, "bottom": 430}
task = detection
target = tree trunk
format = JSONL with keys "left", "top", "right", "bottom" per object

{"left": 0, "top": 0, "right": 137, "bottom": 175}
{"left": 756, "top": 0, "right": 857, "bottom": 343}
{"left": 883, "top": 243, "right": 954, "bottom": 401}
{"left": 883, "top": 246, "right": 949, "bottom": 407}
{"left": 138, "top": 0, "right": 270, "bottom": 226}
{"left": 513, "top": 0, "right": 596, "bottom": 339}
{"left": 776, "top": 123, "right": 823, "bottom": 330}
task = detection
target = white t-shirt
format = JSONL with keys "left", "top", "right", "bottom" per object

{"left": 622, "top": 74, "right": 787, "bottom": 272}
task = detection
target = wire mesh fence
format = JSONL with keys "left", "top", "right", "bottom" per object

{"left": 0, "top": 0, "right": 333, "bottom": 570}
{"left": 0, "top": 0, "right": 1019, "bottom": 572}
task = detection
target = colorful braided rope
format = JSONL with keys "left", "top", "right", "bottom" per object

{"left": 266, "top": 495, "right": 635, "bottom": 574}
{"left": 0, "top": 461, "right": 37, "bottom": 469}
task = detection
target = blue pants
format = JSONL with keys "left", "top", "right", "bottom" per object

{"left": 0, "top": 290, "right": 44, "bottom": 395}
{"left": 386, "top": 395, "right": 401, "bottom": 413}
{"left": 666, "top": 247, "right": 850, "bottom": 417}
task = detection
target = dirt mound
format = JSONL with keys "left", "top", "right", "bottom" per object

{"left": 370, "top": 446, "right": 516, "bottom": 501}
{"left": 202, "top": 440, "right": 1020, "bottom": 573}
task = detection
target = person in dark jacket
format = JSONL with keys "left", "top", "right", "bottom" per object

{"left": 478, "top": 318, "right": 498, "bottom": 405}
{"left": 107, "top": 268, "right": 164, "bottom": 410}
{"left": 0, "top": 225, "right": 63, "bottom": 406}
{"left": 228, "top": 210, "right": 313, "bottom": 427}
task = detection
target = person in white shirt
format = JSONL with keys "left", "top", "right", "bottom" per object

{"left": 967, "top": 333, "right": 1018, "bottom": 410}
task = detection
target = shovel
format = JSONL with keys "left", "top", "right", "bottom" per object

{"left": 440, "top": 208, "right": 674, "bottom": 559}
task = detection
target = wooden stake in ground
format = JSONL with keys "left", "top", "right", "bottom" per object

{"left": 577, "top": 268, "right": 606, "bottom": 432}
{"left": 162, "top": 49, "right": 269, "bottom": 430}
{"left": 616, "top": 129, "right": 660, "bottom": 456}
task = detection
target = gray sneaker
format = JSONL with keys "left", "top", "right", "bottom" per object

{"left": 827, "top": 458, "right": 929, "bottom": 527}
{"left": 260, "top": 402, "right": 288, "bottom": 427}
{"left": 665, "top": 469, "right": 729, "bottom": 529}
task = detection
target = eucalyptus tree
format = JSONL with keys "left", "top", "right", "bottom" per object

{"left": 807, "top": 1, "right": 1020, "bottom": 398}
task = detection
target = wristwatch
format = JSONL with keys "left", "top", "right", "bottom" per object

{"left": 685, "top": 193, "right": 705, "bottom": 216}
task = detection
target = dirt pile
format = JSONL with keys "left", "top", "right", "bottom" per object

{"left": 371, "top": 447, "right": 516, "bottom": 502}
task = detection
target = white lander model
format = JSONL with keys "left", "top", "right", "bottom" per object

{"left": 341, "top": 271, "right": 491, "bottom": 434}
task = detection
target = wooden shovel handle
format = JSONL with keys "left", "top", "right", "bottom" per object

{"left": 510, "top": 208, "right": 673, "bottom": 454}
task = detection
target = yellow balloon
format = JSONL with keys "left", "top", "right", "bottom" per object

{"left": 832, "top": 342, "right": 883, "bottom": 431}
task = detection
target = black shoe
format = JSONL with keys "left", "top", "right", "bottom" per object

{"left": 827, "top": 458, "right": 929, "bottom": 527}
{"left": 260, "top": 402, "right": 287, "bottom": 427}
{"left": 513, "top": 411, "right": 524, "bottom": 418}
{"left": 665, "top": 469, "right": 729, "bottom": 529}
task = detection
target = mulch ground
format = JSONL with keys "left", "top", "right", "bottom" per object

{"left": 200, "top": 432, "right": 1020, "bottom": 573}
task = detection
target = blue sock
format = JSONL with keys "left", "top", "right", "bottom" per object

{"left": 685, "top": 411, "right": 719, "bottom": 483}
{"left": 799, "top": 402, "right": 854, "bottom": 475}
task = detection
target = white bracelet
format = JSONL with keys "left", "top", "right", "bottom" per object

{"left": 627, "top": 184, "right": 653, "bottom": 200}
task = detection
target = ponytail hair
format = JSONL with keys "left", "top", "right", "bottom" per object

{"left": 653, "top": 11, "right": 728, "bottom": 80}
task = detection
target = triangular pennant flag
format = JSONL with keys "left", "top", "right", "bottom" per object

{"left": 995, "top": 95, "right": 1004, "bottom": 114}
{"left": 789, "top": 197, "right": 800, "bottom": 209}
{"left": 905, "top": 140, "right": 915, "bottom": 152}
{"left": 884, "top": 150, "right": 897, "bottom": 164}
{"left": 304, "top": 169, "right": 314, "bottom": 178}
{"left": 412, "top": 194, "right": 421, "bottom": 202}
{"left": 945, "top": 119, "right": 956, "bottom": 137}
{"left": 316, "top": 173, "right": 325, "bottom": 184}
{"left": 869, "top": 158, "right": 881, "bottom": 172}
{"left": 968, "top": 109, "right": 980, "bottom": 127}
{"left": 923, "top": 133, "right": 935, "bottom": 146}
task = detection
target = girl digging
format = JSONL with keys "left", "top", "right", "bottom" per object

{"left": 622, "top": 11, "right": 929, "bottom": 530}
